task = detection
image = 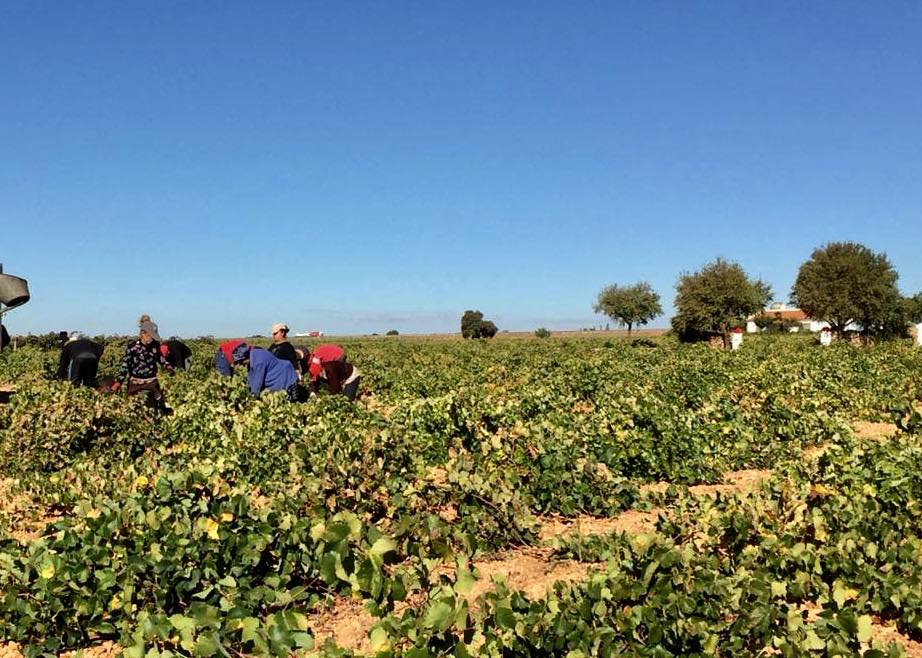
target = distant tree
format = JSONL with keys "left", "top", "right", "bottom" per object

{"left": 386, "top": 329, "right": 399, "bottom": 336}
{"left": 672, "top": 258, "right": 771, "bottom": 347}
{"left": 461, "top": 310, "right": 484, "bottom": 339}
{"left": 460, "top": 310, "right": 498, "bottom": 339}
{"left": 479, "top": 320, "right": 498, "bottom": 338}
{"left": 534, "top": 327, "right": 552, "bottom": 338}
{"left": 792, "top": 242, "right": 904, "bottom": 339}
{"left": 594, "top": 282, "right": 662, "bottom": 337}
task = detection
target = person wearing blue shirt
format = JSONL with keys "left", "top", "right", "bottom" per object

{"left": 231, "top": 343, "right": 301, "bottom": 402}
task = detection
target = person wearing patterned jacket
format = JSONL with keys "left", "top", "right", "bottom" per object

{"left": 112, "top": 319, "right": 173, "bottom": 414}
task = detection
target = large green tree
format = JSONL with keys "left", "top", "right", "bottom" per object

{"left": 460, "top": 310, "right": 499, "bottom": 339}
{"left": 792, "top": 242, "right": 903, "bottom": 337}
{"left": 593, "top": 282, "right": 662, "bottom": 336}
{"left": 671, "top": 258, "right": 771, "bottom": 346}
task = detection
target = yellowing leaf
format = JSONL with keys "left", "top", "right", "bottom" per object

{"left": 39, "top": 561, "right": 55, "bottom": 579}
{"left": 220, "top": 512, "right": 234, "bottom": 523}
{"left": 369, "top": 536, "right": 396, "bottom": 557}
{"left": 204, "top": 518, "right": 220, "bottom": 540}
{"left": 856, "top": 614, "right": 873, "bottom": 643}
{"left": 803, "top": 630, "right": 825, "bottom": 651}
{"left": 369, "top": 626, "right": 390, "bottom": 652}
{"left": 454, "top": 566, "right": 476, "bottom": 595}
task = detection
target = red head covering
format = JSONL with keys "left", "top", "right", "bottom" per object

{"left": 219, "top": 339, "right": 245, "bottom": 366}
{"left": 308, "top": 343, "right": 345, "bottom": 379}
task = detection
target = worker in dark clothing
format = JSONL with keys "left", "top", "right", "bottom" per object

{"left": 112, "top": 319, "right": 173, "bottom": 414}
{"left": 160, "top": 339, "right": 192, "bottom": 371}
{"left": 56, "top": 332, "right": 104, "bottom": 387}
{"left": 307, "top": 344, "right": 361, "bottom": 400}
{"left": 293, "top": 344, "right": 311, "bottom": 375}
{"left": 0, "top": 325, "right": 9, "bottom": 351}
{"left": 268, "top": 323, "right": 300, "bottom": 373}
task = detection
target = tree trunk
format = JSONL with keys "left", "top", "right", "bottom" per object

{"left": 627, "top": 322, "right": 632, "bottom": 337}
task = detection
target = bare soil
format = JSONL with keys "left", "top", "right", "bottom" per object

{"left": 0, "top": 642, "right": 120, "bottom": 658}
{"left": 539, "top": 511, "right": 659, "bottom": 541}
{"left": 640, "top": 469, "right": 771, "bottom": 497}
{"left": 852, "top": 421, "right": 898, "bottom": 440}
{"left": 0, "top": 478, "right": 60, "bottom": 543}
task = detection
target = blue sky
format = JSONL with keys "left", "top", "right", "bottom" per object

{"left": 1, "top": 2, "right": 920, "bottom": 336}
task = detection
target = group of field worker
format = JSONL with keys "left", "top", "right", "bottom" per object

{"left": 53, "top": 317, "right": 359, "bottom": 414}
{"left": 214, "top": 323, "right": 360, "bottom": 402}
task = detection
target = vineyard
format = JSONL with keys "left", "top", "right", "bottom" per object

{"left": 2, "top": 335, "right": 922, "bottom": 657}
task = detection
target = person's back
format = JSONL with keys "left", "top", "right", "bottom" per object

{"left": 247, "top": 348, "right": 298, "bottom": 396}
{"left": 307, "top": 343, "right": 360, "bottom": 400}
{"left": 162, "top": 339, "right": 192, "bottom": 370}
{"left": 0, "top": 325, "right": 9, "bottom": 351}
{"left": 57, "top": 335, "right": 104, "bottom": 387}
{"left": 268, "top": 340, "right": 299, "bottom": 373}
{"left": 307, "top": 343, "right": 346, "bottom": 379}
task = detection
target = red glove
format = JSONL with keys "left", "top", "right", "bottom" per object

{"left": 111, "top": 381, "right": 121, "bottom": 393}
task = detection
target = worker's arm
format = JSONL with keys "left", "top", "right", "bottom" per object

{"left": 56, "top": 348, "right": 70, "bottom": 380}
{"left": 117, "top": 344, "right": 132, "bottom": 382}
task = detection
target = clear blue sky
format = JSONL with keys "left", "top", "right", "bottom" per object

{"left": 2, "top": 2, "right": 920, "bottom": 336}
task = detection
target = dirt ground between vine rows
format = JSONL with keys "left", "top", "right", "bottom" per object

{"left": 0, "top": 478, "right": 61, "bottom": 543}
{"left": 308, "top": 545, "right": 597, "bottom": 654}
{"left": 0, "top": 641, "right": 120, "bottom": 658}
{"left": 307, "top": 468, "right": 770, "bottom": 655}
{"left": 852, "top": 421, "right": 898, "bottom": 440}
{"left": 302, "top": 458, "right": 888, "bottom": 654}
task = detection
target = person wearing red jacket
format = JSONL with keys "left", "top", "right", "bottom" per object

{"left": 307, "top": 344, "right": 360, "bottom": 400}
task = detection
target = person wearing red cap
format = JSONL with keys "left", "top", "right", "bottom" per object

{"left": 307, "top": 344, "right": 360, "bottom": 400}
{"left": 215, "top": 339, "right": 245, "bottom": 376}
